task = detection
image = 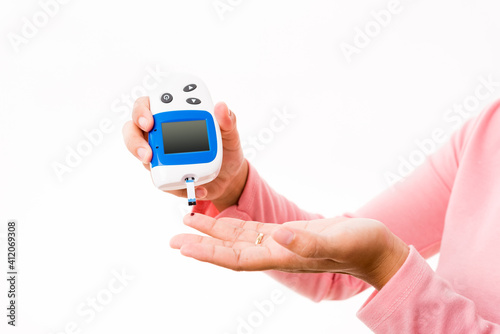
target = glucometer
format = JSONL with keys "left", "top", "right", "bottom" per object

{"left": 148, "top": 73, "right": 222, "bottom": 206}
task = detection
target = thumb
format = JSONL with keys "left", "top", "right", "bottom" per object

{"left": 271, "top": 227, "right": 333, "bottom": 259}
{"left": 214, "top": 101, "right": 240, "bottom": 150}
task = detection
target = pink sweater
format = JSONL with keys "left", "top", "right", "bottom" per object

{"left": 194, "top": 100, "right": 500, "bottom": 333}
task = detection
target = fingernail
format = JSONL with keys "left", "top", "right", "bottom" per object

{"left": 190, "top": 213, "right": 195, "bottom": 216}
{"left": 273, "top": 229, "right": 294, "bottom": 245}
{"left": 227, "top": 104, "right": 232, "bottom": 117}
{"left": 137, "top": 147, "right": 146, "bottom": 161}
{"left": 138, "top": 117, "right": 148, "bottom": 130}
{"left": 195, "top": 188, "right": 207, "bottom": 198}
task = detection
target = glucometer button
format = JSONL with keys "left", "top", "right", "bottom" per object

{"left": 161, "top": 93, "right": 173, "bottom": 103}
{"left": 186, "top": 98, "right": 201, "bottom": 105}
{"left": 183, "top": 84, "right": 197, "bottom": 92}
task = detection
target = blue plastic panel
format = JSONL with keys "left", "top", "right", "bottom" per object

{"left": 149, "top": 110, "right": 218, "bottom": 167}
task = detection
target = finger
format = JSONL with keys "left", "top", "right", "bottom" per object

{"left": 183, "top": 214, "right": 262, "bottom": 243}
{"left": 175, "top": 233, "right": 341, "bottom": 272}
{"left": 271, "top": 227, "right": 334, "bottom": 259}
{"left": 214, "top": 102, "right": 241, "bottom": 152}
{"left": 122, "top": 120, "right": 152, "bottom": 164}
{"left": 220, "top": 216, "right": 271, "bottom": 234}
{"left": 184, "top": 214, "right": 276, "bottom": 243}
{"left": 195, "top": 187, "right": 208, "bottom": 199}
{"left": 223, "top": 219, "right": 308, "bottom": 231}
{"left": 198, "top": 213, "right": 273, "bottom": 233}
{"left": 279, "top": 217, "right": 352, "bottom": 237}
{"left": 132, "top": 96, "right": 154, "bottom": 132}
{"left": 179, "top": 243, "right": 273, "bottom": 271}
{"left": 170, "top": 233, "right": 252, "bottom": 249}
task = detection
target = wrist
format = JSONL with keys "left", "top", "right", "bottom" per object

{"left": 367, "top": 234, "right": 410, "bottom": 291}
{"left": 212, "top": 159, "right": 249, "bottom": 212}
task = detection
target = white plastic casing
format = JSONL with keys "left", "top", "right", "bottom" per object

{"left": 149, "top": 73, "right": 222, "bottom": 191}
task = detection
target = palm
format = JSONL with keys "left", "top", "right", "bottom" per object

{"left": 170, "top": 214, "right": 388, "bottom": 274}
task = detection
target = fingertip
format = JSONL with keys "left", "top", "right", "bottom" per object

{"left": 272, "top": 228, "right": 295, "bottom": 246}
{"left": 134, "top": 96, "right": 150, "bottom": 109}
{"left": 132, "top": 97, "right": 154, "bottom": 131}
{"left": 179, "top": 244, "right": 195, "bottom": 257}
{"left": 195, "top": 187, "right": 207, "bottom": 199}
{"left": 169, "top": 236, "right": 180, "bottom": 249}
{"left": 183, "top": 213, "right": 213, "bottom": 229}
{"left": 123, "top": 120, "right": 153, "bottom": 163}
{"left": 214, "top": 101, "right": 235, "bottom": 132}
{"left": 137, "top": 147, "right": 146, "bottom": 160}
{"left": 179, "top": 245, "right": 188, "bottom": 256}
{"left": 138, "top": 116, "right": 153, "bottom": 132}
{"left": 214, "top": 101, "right": 229, "bottom": 115}
{"left": 183, "top": 212, "right": 195, "bottom": 225}
{"left": 138, "top": 117, "right": 148, "bottom": 131}
{"left": 137, "top": 146, "right": 152, "bottom": 164}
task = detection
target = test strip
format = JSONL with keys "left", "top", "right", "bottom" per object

{"left": 185, "top": 177, "right": 196, "bottom": 206}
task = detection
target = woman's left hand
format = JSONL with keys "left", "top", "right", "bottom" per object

{"left": 170, "top": 213, "right": 409, "bottom": 290}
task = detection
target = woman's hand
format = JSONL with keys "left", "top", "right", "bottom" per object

{"left": 170, "top": 214, "right": 410, "bottom": 290}
{"left": 122, "top": 97, "right": 248, "bottom": 212}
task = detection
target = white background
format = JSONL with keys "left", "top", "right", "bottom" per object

{"left": 1, "top": 0, "right": 500, "bottom": 333}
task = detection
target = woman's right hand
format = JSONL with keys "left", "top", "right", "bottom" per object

{"left": 122, "top": 97, "right": 249, "bottom": 212}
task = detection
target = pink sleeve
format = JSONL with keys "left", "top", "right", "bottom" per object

{"left": 357, "top": 246, "right": 500, "bottom": 333}
{"left": 356, "top": 101, "right": 500, "bottom": 332}
{"left": 343, "top": 118, "right": 477, "bottom": 257}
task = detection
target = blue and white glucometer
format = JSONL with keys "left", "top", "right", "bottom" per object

{"left": 148, "top": 73, "right": 222, "bottom": 205}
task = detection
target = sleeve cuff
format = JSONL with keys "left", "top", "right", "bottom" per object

{"left": 356, "top": 245, "right": 428, "bottom": 330}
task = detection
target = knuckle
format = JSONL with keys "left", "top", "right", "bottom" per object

{"left": 133, "top": 97, "right": 152, "bottom": 119}
{"left": 122, "top": 121, "right": 132, "bottom": 137}
{"left": 132, "top": 103, "right": 143, "bottom": 119}
{"left": 133, "top": 96, "right": 147, "bottom": 110}
{"left": 133, "top": 98, "right": 141, "bottom": 109}
{"left": 124, "top": 132, "right": 137, "bottom": 151}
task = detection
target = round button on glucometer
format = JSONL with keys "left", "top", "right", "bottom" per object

{"left": 183, "top": 84, "right": 197, "bottom": 92}
{"left": 161, "top": 93, "right": 173, "bottom": 103}
{"left": 186, "top": 98, "right": 201, "bottom": 105}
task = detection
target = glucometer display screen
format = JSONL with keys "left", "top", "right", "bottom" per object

{"left": 162, "top": 120, "right": 210, "bottom": 154}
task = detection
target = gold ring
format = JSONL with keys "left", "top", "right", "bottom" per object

{"left": 255, "top": 232, "right": 264, "bottom": 245}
